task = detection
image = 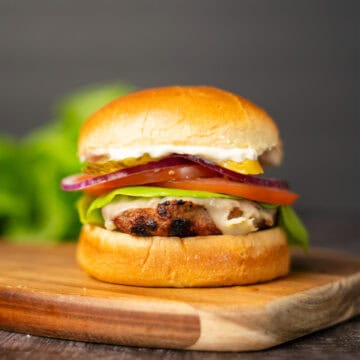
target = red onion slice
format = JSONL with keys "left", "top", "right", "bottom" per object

{"left": 61, "top": 153, "right": 289, "bottom": 192}
{"left": 169, "top": 154, "right": 289, "bottom": 189}
{"left": 61, "top": 157, "right": 191, "bottom": 191}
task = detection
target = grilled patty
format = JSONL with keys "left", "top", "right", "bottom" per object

{"left": 113, "top": 200, "right": 221, "bottom": 237}
{"left": 111, "top": 198, "right": 276, "bottom": 237}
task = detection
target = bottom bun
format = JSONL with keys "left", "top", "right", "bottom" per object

{"left": 77, "top": 224, "right": 290, "bottom": 287}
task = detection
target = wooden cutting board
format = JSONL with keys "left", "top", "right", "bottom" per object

{"left": 0, "top": 243, "right": 359, "bottom": 352}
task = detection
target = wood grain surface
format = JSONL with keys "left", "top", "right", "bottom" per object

{"left": 0, "top": 243, "right": 359, "bottom": 352}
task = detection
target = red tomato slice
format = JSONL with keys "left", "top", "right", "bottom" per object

{"left": 154, "top": 178, "right": 298, "bottom": 205}
{"left": 83, "top": 165, "right": 216, "bottom": 196}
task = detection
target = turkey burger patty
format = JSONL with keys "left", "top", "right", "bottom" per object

{"left": 103, "top": 197, "right": 276, "bottom": 237}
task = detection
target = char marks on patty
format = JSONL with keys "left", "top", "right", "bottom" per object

{"left": 113, "top": 200, "right": 221, "bottom": 237}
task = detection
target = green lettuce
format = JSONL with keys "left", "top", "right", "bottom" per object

{"left": 278, "top": 206, "right": 309, "bottom": 249}
{"left": 79, "top": 186, "right": 239, "bottom": 226}
{"left": 77, "top": 195, "right": 103, "bottom": 226}
{"left": 78, "top": 186, "right": 309, "bottom": 248}
{"left": 0, "top": 83, "right": 134, "bottom": 242}
{"left": 0, "top": 136, "right": 29, "bottom": 236}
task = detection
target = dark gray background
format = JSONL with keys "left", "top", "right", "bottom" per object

{"left": 0, "top": 0, "right": 359, "bottom": 217}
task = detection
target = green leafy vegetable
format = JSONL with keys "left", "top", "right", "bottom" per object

{"left": 78, "top": 186, "right": 240, "bottom": 225}
{"left": 77, "top": 185, "right": 309, "bottom": 249}
{"left": 0, "top": 136, "right": 27, "bottom": 235}
{"left": 278, "top": 206, "right": 309, "bottom": 249}
{"left": 259, "top": 202, "right": 279, "bottom": 209}
{"left": 77, "top": 195, "right": 103, "bottom": 226}
{"left": 0, "top": 82, "right": 134, "bottom": 242}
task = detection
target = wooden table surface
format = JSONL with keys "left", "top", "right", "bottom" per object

{"left": 1, "top": 210, "right": 359, "bottom": 359}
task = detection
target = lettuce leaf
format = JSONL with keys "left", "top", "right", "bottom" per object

{"left": 79, "top": 186, "right": 239, "bottom": 225}
{"left": 77, "top": 185, "right": 309, "bottom": 249}
{"left": 278, "top": 206, "right": 309, "bottom": 249}
{"left": 0, "top": 83, "right": 134, "bottom": 242}
{"left": 77, "top": 195, "right": 103, "bottom": 226}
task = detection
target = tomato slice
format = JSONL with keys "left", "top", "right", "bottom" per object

{"left": 154, "top": 178, "right": 298, "bottom": 205}
{"left": 83, "top": 165, "right": 216, "bottom": 196}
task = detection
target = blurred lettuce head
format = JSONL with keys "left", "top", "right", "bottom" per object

{"left": 0, "top": 82, "right": 134, "bottom": 243}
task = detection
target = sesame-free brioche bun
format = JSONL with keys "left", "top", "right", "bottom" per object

{"left": 79, "top": 86, "right": 283, "bottom": 166}
{"left": 77, "top": 224, "right": 290, "bottom": 287}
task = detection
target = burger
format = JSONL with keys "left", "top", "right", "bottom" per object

{"left": 61, "top": 86, "right": 308, "bottom": 287}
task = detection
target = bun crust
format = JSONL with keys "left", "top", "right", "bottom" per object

{"left": 77, "top": 224, "right": 290, "bottom": 287}
{"left": 79, "top": 86, "right": 282, "bottom": 166}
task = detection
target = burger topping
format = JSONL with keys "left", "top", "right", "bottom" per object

{"left": 77, "top": 186, "right": 308, "bottom": 247}
{"left": 156, "top": 178, "right": 297, "bottom": 206}
{"left": 62, "top": 155, "right": 295, "bottom": 204}
{"left": 83, "top": 157, "right": 264, "bottom": 176}
{"left": 61, "top": 157, "right": 212, "bottom": 193}
{"left": 171, "top": 154, "right": 288, "bottom": 189}
{"left": 220, "top": 159, "right": 263, "bottom": 175}
{"left": 81, "top": 145, "right": 259, "bottom": 164}
{"left": 102, "top": 197, "right": 276, "bottom": 236}
{"left": 83, "top": 154, "right": 154, "bottom": 175}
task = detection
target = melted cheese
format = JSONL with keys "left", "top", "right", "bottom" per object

{"left": 102, "top": 197, "right": 276, "bottom": 236}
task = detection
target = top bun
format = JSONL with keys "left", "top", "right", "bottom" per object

{"left": 79, "top": 86, "right": 282, "bottom": 166}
